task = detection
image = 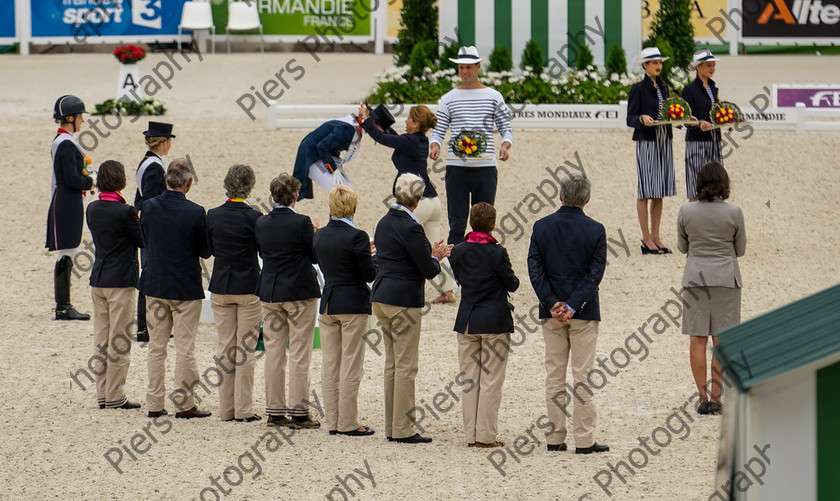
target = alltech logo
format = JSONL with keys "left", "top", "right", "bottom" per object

{"left": 758, "top": 0, "right": 840, "bottom": 25}
{"left": 744, "top": 0, "right": 840, "bottom": 36}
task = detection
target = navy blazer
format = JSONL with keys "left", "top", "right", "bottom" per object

{"left": 46, "top": 138, "right": 93, "bottom": 251}
{"left": 371, "top": 207, "right": 441, "bottom": 308}
{"left": 627, "top": 75, "right": 673, "bottom": 141}
{"left": 292, "top": 120, "right": 357, "bottom": 199}
{"left": 313, "top": 219, "right": 376, "bottom": 315}
{"left": 360, "top": 119, "right": 437, "bottom": 198}
{"left": 255, "top": 207, "right": 320, "bottom": 303}
{"left": 681, "top": 77, "right": 722, "bottom": 142}
{"left": 138, "top": 190, "right": 210, "bottom": 301}
{"left": 207, "top": 200, "right": 262, "bottom": 295}
{"left": 527, "top": 206, "right": 607, "bottom": 321}
{"left": 86, "top": 199, "right": 145, "bottom": 288}
{"left": 450, "top": 238, "right": 519, "bottom": 334}
{"left": 133, "top": 152, "right": 166, "bottom": 211}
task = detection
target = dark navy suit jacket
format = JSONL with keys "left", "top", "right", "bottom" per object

{"left": 527, "top": 206, "right": 607, "bottom": 321}
{"left": 86, "top": 199, "right": 145, "bottom": 288}
{"left": 133, "top": 152, "right": 166, "bottom": 211}
{"left": 371, "top": 208, "right": 440, "bottom": 308}
{"left": 138, "top": 190, "right": 210, "bottom": 301}
{"left": 681, "top": 77, "right": 722, "bottom": 142}
{"left": 207, "top": 200, "right": 262, "bottom": 295}
{"left": 292, "top": 120, "right": 357, "bottom": 199}
{"left": 313, "top": 219, "right": 376, "bottom": 315}
{"left": 255, "top": 207, "right": 320, "bottom": 302}
{"left": 627, "top": 75, "right": 673, "bottom": 141}
{"left": 360, "top": 118, "right": 437, "bottom": 198}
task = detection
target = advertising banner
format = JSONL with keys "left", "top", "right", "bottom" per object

{"left": 1, "top": 1, "right": 15, "bottom": 39}
{"left": 742, "top": 0, "right": 840, "bottom": 38}
{"left": 776, "top": 85, "right": 840, "bottom": 108}
{"left": 642, "top": 0, "right": 728, "bottom": 40}
{"left": 211, "top": 0, "right": 373, "bottom": 37}
{"left": 31, "top": 0, "right": 189, "bottom": 38}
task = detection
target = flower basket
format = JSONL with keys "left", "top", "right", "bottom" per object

{"left": 114, "top": 44, "right": 146, "bottom": 64}
{"left": 652, "top": 97, "right": 698, "bottom": 127}
{"left": 710, "top": 101, "right": 743, "bottom": 126}
{"left": 452, "top": 130, "right": 488, "bottom": 159}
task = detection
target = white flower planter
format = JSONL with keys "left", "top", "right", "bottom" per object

{"left": 117, "top": 63, "right": 142, "bottom": 101}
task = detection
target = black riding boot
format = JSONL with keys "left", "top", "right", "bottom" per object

{"left": 54, "top": 255, "right": 90, "bottom": 321}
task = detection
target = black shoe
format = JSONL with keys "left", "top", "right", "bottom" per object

{"left": 575, "top": 442, "right": 610, "bottom": 454}
{"left": 148, "top": 409, "right": 168, "bottom": 418}
{"left": 392, "top": 433, "right": 432, "bottom": 444}
{"left": 288, "top": 415, "right": 320, "bottom": 429}
{"left": 329, "top": 430, "right": 338, "bottom": 435}
{"left": 55, "top": 304, "right": 90, "bottom": 321}
{"left": 656, "top": 244, "right": 673, "bottom": 254}
{"left": 175, "top": 406, "right": 212, "bottom": 419}
{"left": 99, "top": 404, "right": 105, "bottom": 409}
{"left": 336, "top": 426, "right": 375, "bottom": 437}
{"left": 112, "top": 400, "right": 141, "bottom": 410}
{"left": 236, "top": 415, "right": 263, "bottom": 423}
{"left": 136, "top": 330, "right": 149, "bottom": 343}
{"left": 697, "top": 401, "right": 711, "bottom": 414}
{"left": 547, "top": 443, "right": 568, "bottom": 452}
{"left": 386, "top": 436, "right": 394, "bottom": 441}
{"left": 640, "top": 241, "right": 665, "bottom": 255}
{"left": 267, "top": 415, "right": 292, "bottom": 427}
{"left": 707, "top": 402, "right": 722, "bottom": 415}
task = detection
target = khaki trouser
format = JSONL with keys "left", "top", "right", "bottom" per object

{"left": 373, "top": 302, "right": 422, "bottom": 439}
{"left": 457, "top": 332, "right": 510, "bottom": 444}
{"left": 211, "top": 293, "right": 262, "bottom": 421}
{"left": 414, "top": 196, "right": 456, "bottom": 294}
{"left": 145, "top": 297, "right": 202, "bottom": 413}
{"left": 262, "top": 299, "right": 318, "bottom": 418}
{"left": 320, "top": 313, "right": 368, "bottom": 432}
{"left": 543, "top": 318, "right": 599, "bottom": 448}
{"left": 91, "top": 287, "right": 135, "bottom": 408}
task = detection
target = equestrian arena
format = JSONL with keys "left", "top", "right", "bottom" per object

{"left": 1, "top": 52, "right": 838, "bottom": 500}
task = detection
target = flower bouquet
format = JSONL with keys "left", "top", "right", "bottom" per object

{"left": 710, "top": 101, "right": 744, "bottom": 128}
{"left": 114, "top": 44, "right": 146, "bottom": 64}
{"left": 452, "top": 130, "right": 488, "bottom": 160}
{"left": 653, "top": 97, "right": 697, "bottom": 126}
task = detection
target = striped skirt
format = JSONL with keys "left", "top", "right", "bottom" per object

{"left": 635, "top": 126, "right": 675, "bottom": 200}
{"left": 684, "top": 140, "right": 723, "bottom": 199}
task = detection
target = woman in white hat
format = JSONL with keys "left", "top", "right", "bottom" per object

{"left": 626, "top": 47, "right": 676, "bottom": 255}
{"left": 681, "top": 49, "right": 723, "bottom": 201}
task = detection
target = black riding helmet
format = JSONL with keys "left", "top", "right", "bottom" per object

{"left": 53, "top": 95, "right": 88, "bottom": 120}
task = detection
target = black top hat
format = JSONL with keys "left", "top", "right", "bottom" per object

{"left": 143, "top": 121, "right": 176, "bottom": 138}
{"left": 369, "top": 104, "right": 395, "bottom": 130}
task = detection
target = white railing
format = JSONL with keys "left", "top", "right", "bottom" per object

{"left": 267, "top": 101, "right": 840, "bottom": 133}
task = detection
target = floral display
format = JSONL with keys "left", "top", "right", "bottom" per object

{"left": 452, "top": 130, "right": 487, "bottom": 159}
{"left": 658, "top": 97, "right": 692, "bottom": 122}
{"left": 711, "top": 101, "right": 743, "bottom": 125}
{"left": 113, "top": 44, "right": 146, "bottom": 64}
{"left": 92, "top": 97, "right": 167, "bottom": 116}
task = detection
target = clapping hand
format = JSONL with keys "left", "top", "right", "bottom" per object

{"left": 432, "top": 239, "right": 453, "bottom": 260}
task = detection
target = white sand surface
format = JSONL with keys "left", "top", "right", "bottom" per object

{"left": 0, "top": 51, "right": 839, "bottom": 500}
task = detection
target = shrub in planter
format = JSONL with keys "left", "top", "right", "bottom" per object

{"left": 439, "top": 43, "right": 460, "bottom": 71}
{"left": 488, "top": 47, "right": 513, "bottom": 72}
{"left": 574, "top": 44, "right": 594, "bottom": 70}
{"left": 409, "top": 39, "right": 438, "bottom": 76}
{"left": 520, "top": 39, "right": 544, "bottom": 74}
{"left": 606, "top": 44, "right": 627, "bottom": 75}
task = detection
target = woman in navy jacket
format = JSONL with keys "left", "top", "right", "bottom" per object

{"left": 449, "top": 202, "right": 519, "bottom": 448}
{"left": 207, "top": 164, "right": 263, "bottom": 423}
{"left": 359, "top": 104, "right": 457, "bottom": 304}
{"left": 85, "top": 160, "right": 144, "bottom": 410}
{"left": 626, "top": 47, "right": 675, "bottom": 255}
{"left": 681, "top": 49, "right": 723, "bottom": 201}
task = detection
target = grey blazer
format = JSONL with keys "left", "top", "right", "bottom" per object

{"left": 677, "top": 200, "right": 746, "bottom": 289}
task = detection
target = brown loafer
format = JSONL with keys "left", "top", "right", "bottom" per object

{"left": 174, "top": 406, "right": 212, "bottom": 419}
{"left": 474, "top": 441, "right": 504, "bottom": 448}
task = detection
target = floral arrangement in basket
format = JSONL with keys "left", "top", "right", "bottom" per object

{"left": 658, "top": 97, "right": 692, "bottom": 122}
{"left": 711, "top": 101, "right": 743, "bottom": 125}
{"left": 452, "top": 130, "right": 487, "bottom": 159}
{"left": 114, "top": 44, "right": 146, "bottom": 64}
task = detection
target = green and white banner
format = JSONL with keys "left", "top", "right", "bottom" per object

{"left": 211, "top": 0, "right": 373, "bottom": 37}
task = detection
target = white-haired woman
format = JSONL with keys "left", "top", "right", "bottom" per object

{"left": 371, "top": 173, "right": 452, "bottom": 444}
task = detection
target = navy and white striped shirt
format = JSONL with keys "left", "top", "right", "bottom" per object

{"left": 430, "top": 87, "right": 514, "bottom": 167}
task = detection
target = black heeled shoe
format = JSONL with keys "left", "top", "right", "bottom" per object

{"left": 641, "top": 241, "right": 665, "bottom": 255}
{"left": 655, "top": 243, "right": 673, "bottom": 254}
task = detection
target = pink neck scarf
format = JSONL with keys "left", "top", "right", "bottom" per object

{"left": 465, "top": 231, "right": 498, "bottom": 244}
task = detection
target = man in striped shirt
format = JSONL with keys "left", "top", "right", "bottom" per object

{"left": 430, "top": 46, "right": 514, "bottom": 245}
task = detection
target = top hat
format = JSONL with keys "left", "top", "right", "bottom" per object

{"left": 143, "top": 121, "right": 176, "bottom": 138}
{"left": 639, "top": 47, "right": 669, "bottom": 65}
{"left": 369, "top": 104, "right": 395, "bottom": 130}
{"left": 689, "top": 49, "right": 720, "bottom": 69}
{"left": 448, "top": 46, "right": 483, "bottom": 64}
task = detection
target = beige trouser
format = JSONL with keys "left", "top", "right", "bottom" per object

{"left": 414, "top": 196, "right": 456, "bottom": 295}
{"left": 91, "top": 287, "right": 134, "bottom": 408}
{"left": 145, "top": 297, "right": 202, "bottom": 413}
{"left": 543, "top": 318, "right": 599, "bottom": 448}
{"left": 320, "top": 313, "right": 368, "bottom": 432}
{"left": 211, "top": 293, "right": 262, "bottom": 420}
{"left": 457, "top": 332, "right": 510, "bottom": 444}
{"left": 262, "top": 299, "right": 318, "bottom": 418}
{"left": 373, "top": 302, "right": 422, "bottom": 439}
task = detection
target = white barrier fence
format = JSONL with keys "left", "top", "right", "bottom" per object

{"left": 267, "top": 102, "right": 840, "bottom": 133}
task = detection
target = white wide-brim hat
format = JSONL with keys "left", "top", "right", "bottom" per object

{"left": 689, "top": 48, "right": 720, "bottom": 69}
{"left": 639, "top": 47, "right": 669, "bottom": 65}
{"left": 449, "top": 46, "right": 483, "bottom": 64}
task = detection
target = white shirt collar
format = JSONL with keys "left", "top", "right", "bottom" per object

{"left": 274, "top": 204, "right": 297, "bottom": 213}
{"left": 330, "top": 216, "right": 356, "bottom": 228}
